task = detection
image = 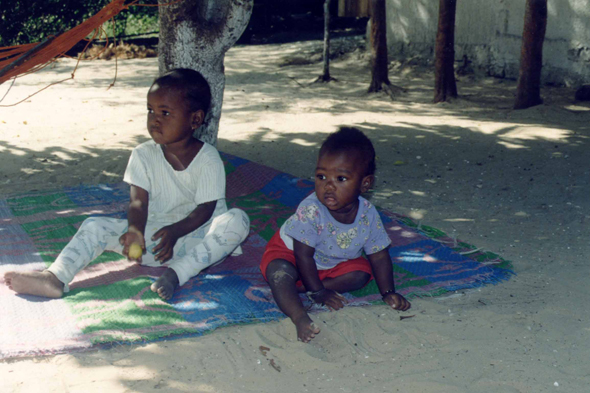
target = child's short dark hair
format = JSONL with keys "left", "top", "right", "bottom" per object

{"left": 152, "top": 68, "right": 211, "bottom": 114}
{"left": 319, "top": 127, "right": 376, "bottom": 176}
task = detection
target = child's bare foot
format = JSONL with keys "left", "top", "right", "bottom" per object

{"left": 150, "top": 268, "right": 179, "bottom": 300}
{"left": 3, "top": 271, "right": 64, "bottom": 298}
{"left": 293, "top": 313, "right": 321, "bottom": 343}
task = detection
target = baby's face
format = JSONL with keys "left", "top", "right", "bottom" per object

{"left": 314, "top": 150, "right": 371, "bottom": 220}
{"left": 146, "top": 84, "right": 195, "bottom": 145}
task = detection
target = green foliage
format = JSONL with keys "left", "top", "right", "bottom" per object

{"left": 120, "top": 9, "right": 158, "bottom": 37}
{"left": 0, "top": 0, "right": 158, "bottom": 47}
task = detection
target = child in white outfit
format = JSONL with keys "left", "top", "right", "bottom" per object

{"left": 4, "top": 69, "right": 250, "bottom": 300}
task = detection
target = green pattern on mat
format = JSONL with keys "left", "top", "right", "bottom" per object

{"left": 230, "top": 191, "right": 294, "bottom": 241}
{"left": 7, "top": 192, "right": 77, "bottom": 217}
{"left": 392, "top": 215, "right": 513, "bottom": 271}
{"left": 65, "top": 277, "right": 195, "bottom": 344}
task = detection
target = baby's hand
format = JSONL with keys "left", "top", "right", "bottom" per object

{"left": 119, "top": 231, "right": 145, "bottom": 263}
{"left": 309, "top": 288, "right": 347, "bottom": 311}
{"left": 383, "top": 292, "right": 411, "bottom": 312}
{"left": 151, "top": 225, "right": 179, "bottom": 264}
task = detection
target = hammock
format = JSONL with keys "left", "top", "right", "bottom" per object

{"left": 0, "top": 0, "right": 178, "bottom": 105}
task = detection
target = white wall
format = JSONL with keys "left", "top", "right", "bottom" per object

{"left": 384, "top": 0, "right": 590, "bottom": 86}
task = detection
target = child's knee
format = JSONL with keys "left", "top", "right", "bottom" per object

{"left": 78, "top": 217, "right": 106, "bottom": 235}
{"left": 79, "top": 217, "right": 118, "bottom": 232}
{"left": 228, "top": 208, "right": 250, "bottom": 231}
{"left": 211, "top": 208, "right": 250, "bottom": 236}
{"left": 266, "top": 259, "right": 297, "bottom": 285}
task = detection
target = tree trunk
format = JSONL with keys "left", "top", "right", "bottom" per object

{"left": 433, "top": 0, "right": 458, "bottom": 103}
{"left": 514, "top": 0, "right": 547, "bottom": 110}
{"left": 320, "top": 0, "right": 333, "bottom": 82}
{"left": 158, "top": 0, "right": 253, "bottom": 145}
{"left": 368, "top": 0, "right": 390, "bottom": 92}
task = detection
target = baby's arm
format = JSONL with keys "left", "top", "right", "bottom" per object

{"left": 120, "top": 185, "right": 149, "bottom": 262}
{"left": 367, "top": 248, "right": 411, "bottom": 311}
{"left": 293, "top": 240, "right": 347, "bottom": 310}
{"left": 151, "top": 200, "right": 217, "bottom": 263}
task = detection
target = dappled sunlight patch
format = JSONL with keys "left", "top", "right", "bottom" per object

{"left": 497, "top": 140, "right": 528, "bottom": 149}
{"left": 397, "top": 250, "right": 438, "bottom": 263}
{"left": 501, "top": 126, "right": 571, "bottom": 142}
{"left": 290, "top": 138, "right": 317, "bottom": 147}
{"left": 8, "top": 149, "right": 27, "bottom": 156}
{"left": 401, "top": 230, "right": 418, "bottom": 238}
{"left": 408, "top": 209, "right": 427, "bottom": 220}
{"left": 373, "top": 190, "right": 403, "bottom": 199}
{"left": 100, "top": 170, "right": 120, "bottom": 178}
{"left": 564, "top": 104, "right": 590, "bottom": 112}
{"left": 20, "top": 168, "right": 42, "bottom": 175}
{"left": 443, "top": 218, "right": 474, "bottom": 222}
{"left": 514, "top": 211, "right": 530, "bottom": 217}
{"left": 51, "top": 151, "right": 75, "bottom": 161}
{"left": 202, "top": 274, "right": 224, "bottom": 280}
{"left": 176, "top": 301, "right": 220, "bottom": 312}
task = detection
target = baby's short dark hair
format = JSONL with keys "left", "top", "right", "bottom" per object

{"left": 319, "top": 127, "right": 376, "bottom": 176}
{"left": 152, "top": 68, "right": 211, "bottom": 114}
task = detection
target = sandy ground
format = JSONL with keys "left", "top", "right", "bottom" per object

{"left": 1, "top": 37, "right": 590, "bottom": 392}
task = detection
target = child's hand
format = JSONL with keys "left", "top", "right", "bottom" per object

{"left": 152, "top": 225, "right": 179, "bottom": 264}
{"left": 309, "top": 288, "right": 347, "bottom": 311}
{"left": 383, "top": 292, "right": 411, "bottom": 311}
{"left": 119, "top": 231, "right": 145, "bottom": 263}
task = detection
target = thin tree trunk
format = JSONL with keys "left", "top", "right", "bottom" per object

{"left": 158, "top": 0, "right": 253, "bottom": 145}
{"left": 367, "top": 0, "right": 405, "bottom": 99}
{"left": 514, "top": 0, "right": 547, "bottom": 110}
{"left": 434, "top": 0, "right": 458, "bottom": 103}
{"left": 315, "top": 0, "right": 336, "bottom": 83}
{"left": 368, "top": 0, "right": 389, "bottom": 92}
{"left": 321, "top": 0, "right": 332, "bottom": 81}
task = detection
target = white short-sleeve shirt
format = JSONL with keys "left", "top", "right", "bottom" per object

{"left": 123, "top": 140, "right": 227, "bottom": 224}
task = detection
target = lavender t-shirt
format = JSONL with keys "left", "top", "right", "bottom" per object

{"left": 279, "top": 193, "right": 391, "bottom": 270}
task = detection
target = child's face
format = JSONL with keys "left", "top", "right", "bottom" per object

{"left": 315, "top": 150, "right": 374, "bottom": 219}
{"left": 146, "top": 84, "right": 204, "bottom": 146}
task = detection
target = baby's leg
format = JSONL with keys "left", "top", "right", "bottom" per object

{"left": 321, "top": 271, "right": 372, "bottom": 293}
{"left": 151, "top": 208, "right": 250, "bottom": 300}
{"left": 4, "top": 217, "right": 126, "bottom": 298}
{"left": 266, "top": 259, "right": 320, "bottom": 343}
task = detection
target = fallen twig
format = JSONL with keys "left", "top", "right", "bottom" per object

{"left": 259, "top": 345, "right": 270, "bottom": 356}
{"left": 269, "top": 359, "right": 281, "bottom": 372}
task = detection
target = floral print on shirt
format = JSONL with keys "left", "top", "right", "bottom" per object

{"left": 282, "top": 193, "right": 391, "bottom": 270}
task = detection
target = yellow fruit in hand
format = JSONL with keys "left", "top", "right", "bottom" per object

{"left": 128, "top": 243, "right": 143, "bottom": 259}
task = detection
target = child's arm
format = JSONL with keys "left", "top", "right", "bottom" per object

{"left": 367, "top": 248, "right": 411, "bottom": 311}
{"left": 151, "top": 200, "right": 217, "bottom": 263}
{"left": 120, "top": 185, "right": 149, "bottom": 262}
{"left": 293, "top": 239, "right": 347, "bottom": 310}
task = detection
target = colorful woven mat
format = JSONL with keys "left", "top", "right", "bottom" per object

{"left": 0, "top": 153, "right": 513, "bottom": 359}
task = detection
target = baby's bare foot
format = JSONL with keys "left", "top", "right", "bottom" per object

{"left": 293, "top": 314, "right": 321, "bottom": 343}
{"left": 150, "top": 268, "right": 179, "bottom": 300}
{"left": 4, "top": 272, "right": 13, "bottom": 287}
{"left": 4, "top": 271, "right": 64, "bottom": 298}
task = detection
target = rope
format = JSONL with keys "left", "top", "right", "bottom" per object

{"left": 0, "top": 0, "right": 183, "bottom": 106}
{"left": 0, "top": 0, "right": 130, "bottom": 85}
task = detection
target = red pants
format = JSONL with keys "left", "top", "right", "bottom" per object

{"left": 260, "top": 231, "right": 373, "bottom": 287}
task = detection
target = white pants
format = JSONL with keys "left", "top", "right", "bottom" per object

{"left": 47, "top": 208, "right": 250, "bottom": 291}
